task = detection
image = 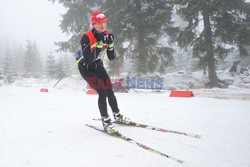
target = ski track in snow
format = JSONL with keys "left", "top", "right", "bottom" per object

{"left": 0, "top": 85, "right": 250, "bottom": 167}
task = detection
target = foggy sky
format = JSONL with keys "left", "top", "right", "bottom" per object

{"left": 0, "top": 0, "right": 67, "bottom": 57}
{"left": 1, "top": 0, "right": 249, "bottom": 59}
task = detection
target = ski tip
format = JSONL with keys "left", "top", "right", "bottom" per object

{"left": 188, "top": 134, "right": 201, "bottom": 139}
{"left": 197, "top": 135, "right": 202, "bottom": 139}
{"left": 168, "top": 156, "right": 184, "bottom": 163}
{"left": 85, "top": 124, "right": 93, "bottom": 128}
{"left": 177, "top": 160, "right": 184, "bottom": 163}
{"left": 170, "top": 157, "right": 184, "bottom": 163}
{"left": 92, "top": 118, "right": 101, "bottom": 121}
{"left": 194, "top": 135, "right": 202, "bottom": 139}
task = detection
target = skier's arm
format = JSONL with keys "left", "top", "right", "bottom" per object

{"left": 80, "top": 34, "right": 96, "bottom": 65}
{"left": 106, "top": 33, "right": 116, "bottom": 61}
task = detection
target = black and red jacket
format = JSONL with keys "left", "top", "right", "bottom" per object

{"left": 80, "top": 28, "right": 116, "bottom": 66}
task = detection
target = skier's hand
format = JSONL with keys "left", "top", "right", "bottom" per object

{"left": 101, "top": 31, "right": 109, "bottom": 44}
{"left": 106, "top": 33, "right": 115, "bottom": 61}
{"left": 100, "top": 30, "right": 114, "bottom": 44}
{"left": 107, "top": 49, "right": 116, "bottom": 61}
{"left": 107, "top": 34, "right": 114, "bottom": 45}
{"left": 76, "top": 50, "right": 82, "bottom": 60}
{"left": 107, "top": 34, "right": 114, "bottom": 52}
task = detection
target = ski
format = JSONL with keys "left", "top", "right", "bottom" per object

{"left": 92, "top": 118, "right": 201, "bottom": 138}
{"left": 85, "top": 124, "right": 183, "bottom": 163}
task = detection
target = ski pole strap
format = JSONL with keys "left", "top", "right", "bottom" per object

{"left": 102, "top": 49, "right": 107, "bottom": 61}
{"left": 108, "top": 43, "right": 114, "bottom": 49}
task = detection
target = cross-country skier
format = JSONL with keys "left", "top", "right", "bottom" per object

{"left": 78, "top": 10, "right": 131, "bottom": 134}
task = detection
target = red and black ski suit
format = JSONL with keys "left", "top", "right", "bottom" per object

{"left": 78, "top": 28, "right": 119, "bottom": 117}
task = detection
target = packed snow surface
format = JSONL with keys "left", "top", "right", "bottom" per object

{"left": 0, "top": 85, "right": 250, "bottom": 167}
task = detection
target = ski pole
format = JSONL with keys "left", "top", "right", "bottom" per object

{"left": 51, "top": 44, "right": 89, "bottom": 89}
{"left": 51, "top": 56, "right": 83, "bottom": 89}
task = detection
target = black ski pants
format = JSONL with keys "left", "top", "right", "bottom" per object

{"left": 78, "top": 60, "right": 119, "bottom": 117}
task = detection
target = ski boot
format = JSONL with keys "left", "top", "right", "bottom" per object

{"left": 113, "top": 112, "right": 131, "bottom": 124}
{"left": 102, "top": 116, "right": 118, "bottom": 134}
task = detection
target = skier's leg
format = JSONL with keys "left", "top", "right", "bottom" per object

{"left": 95, "top": 65, "right": 119, "bottom": 113}
{"left": 79, "top": 65, "right": 118, "bottom": 132}
{"left": 79, "top": 65, "right": 108, "bottom": 117}
{"left": 95, "top": 64, "right": 131, "bottom": 124}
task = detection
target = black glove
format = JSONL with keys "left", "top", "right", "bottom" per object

{"left": 100, "top": 32, "right": 114, "bottom": 44}
{"left": 107, "top": 50, "right": 116, "bottom": 61}
{"left": 101, "top": 32, "right": 109, "bottom": 44}
{"left": 107, "top": 34, "right": 114, "bottom": 45}
{"left": 106, "top": 33, "right": 115, "bottom": 61}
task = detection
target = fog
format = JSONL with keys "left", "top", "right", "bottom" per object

{"left": 0, "top": 0, "right": 67, "bottom": 57}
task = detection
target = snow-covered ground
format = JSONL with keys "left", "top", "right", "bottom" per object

{"left": 1, "top": 82, "right": 250, "bottom": 167}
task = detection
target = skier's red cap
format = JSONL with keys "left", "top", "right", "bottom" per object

{"left": 91, "top": 10, "right": 107, "bottom": 26}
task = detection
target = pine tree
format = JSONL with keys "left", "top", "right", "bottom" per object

{"left": 60, "top": 53, "right": 74, "bottom": 75}
{"left": 103, "top": 0, "right": 175, "bottom": 75}
{"left": 23, "top": 40, "right": 42, "bottom": 78}
{"left": 48, "top": 0, "right": 100, "bottom": 52}
{"left": 56, "top": 58, "right": 64, "bottom": 79}
{"left": 48, "top": 0, "right": 175, "bottom": 75}
{"left": 46, "top": 50, "right": 57, "bottom": 78}
{"left": 3, "top": 48, "right": 15, "bottom": 83}
{"left": 0, "top": 66, "right": 3, "bottom": 80}
{"left": 238, "top": 2, "right": 250, "bottom": 57}
{"left": 32, "top": 42, "right": 43, "bottom": 77}
{"left": 24, "top": 40, "right": 34, "bottom": 77}
{"left": 12, "top": 44, "right": 24, "bottom": 75}
{"left": 173, "top": 0, "right": 250, "bottom": 87}
{"left": 0, "top": 44, "right": 4, "bottom": 80}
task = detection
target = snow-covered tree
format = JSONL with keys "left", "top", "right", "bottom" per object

{"left": 173, "top": 0, "right": 250, "bottom": 87}
{"left": 23, "top": 40, "right": 42, "bottom": 77}
{"left": 56, "top": 58, "right": 64, "bottom": 79}
{"left": 46, "top": 50, "right": 57, "bottom": 78}
{"left": 0, "top": 66, "right": 3, "bottom": 80}
{"left": 12, "top": 44, "right": 24, "bottom": 75}
{"left": 48, "top": 0, "right": 175, "bottom": 75}
{"left": 24, "top": 40, "right": 34, "bottom": 77}
{"left": 103, "top": 0, "right": 175, "bottom": 75}
{"left": 48, "top": 0, "right": 98, "bottom": 53}
{"left": 3, "top": 48, "right": 15, "bottom": 83}
{"left": 32, "top": 42, "right": 43, "bottom": 77}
